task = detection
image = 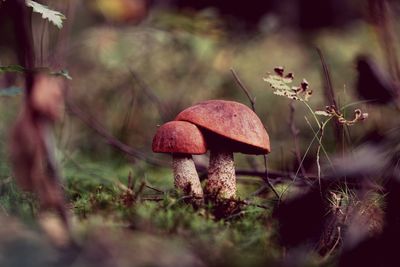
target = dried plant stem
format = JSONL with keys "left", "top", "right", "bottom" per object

{"left": 278, "top": 94, "right": 326, "bottom": 198}
{"left": 316, "top": 127, "right": 324, "bottom": 192}
{"left": 66, "top": 101, "right": 168, "bottom": 167}
{"left": 280, "top": 128, "right": 318, "bottom": 198}
{"left": 316, "top": 47, "right": 343, "bottom": 146}
{"left": 129, "top": 69, "right": 169, "bottom": 122}
{"left": 304, "top": 117, "right": 334, "bottom": 196}
{"left": 289, "top": 101, "right": 307, "bottom": 177}
{"left": 321, "top": 226, "right": 342, "bottom": 262}
{"left": 304, "top": 118, "right": 333, "bottom": 168}
{"left": 230, "top": 68, "right": 256, "bottom": 110}
{"left": 316, "top": 48, "right": 336, "bottom": 107}
{"left": 230, "top": 68, "right": 279, "bottom": 200}
{"left": 301, "top": 99, "right": 324, "bottom": 193}
{"left": 263, "top": 155, "right": 280, "bottom": 200}
{"left": 302, "top": 100, "right": 321, "bottom": 128}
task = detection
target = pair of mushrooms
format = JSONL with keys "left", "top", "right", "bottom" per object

{"left": 152, "top": 100, "right": 270, "bottom": 201}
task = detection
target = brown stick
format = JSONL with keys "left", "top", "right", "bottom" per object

{"left": 129, "top": 69, "right": 169, "bottom": 122}
{"left": 230, "top": 68, "right": 255, "bottom": 111}
{"left": 66, "top": 101, "right": 168, "bottom": 167}
{"left": 316, "top": 47, "right": 343, "bottom": 146}
{"left": 230, "top": 68, "right": 280, "bottom": 199}
{"left": 289, "top": 101, "right": 307, "bottom": 177}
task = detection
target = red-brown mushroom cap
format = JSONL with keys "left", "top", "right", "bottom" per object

{"left": 175, "top": 100, "right": 270, "bottom": 155}
{"left": 152, "top": 121, "right": 207, "bottom": 154}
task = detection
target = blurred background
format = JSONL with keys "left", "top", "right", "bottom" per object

{"left": 0, "top": 0, "right": 400, "bottom": 266}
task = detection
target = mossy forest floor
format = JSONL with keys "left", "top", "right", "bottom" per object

{"left": 0, "top": 155, "right": 338, "bottom": 267}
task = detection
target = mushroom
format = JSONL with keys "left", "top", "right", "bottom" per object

{"left": 175, "top": 100, "right": 270, "bottom": 199}
{"left": 152, "top": 121, "right": 206, "bottom": 200}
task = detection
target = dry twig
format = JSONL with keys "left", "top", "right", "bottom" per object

{"left": 66, "top": 101, "right": 167, "bottom": 167}
{"left": 289, "top": 101, "right": 307, "bottom": 177}
{"left": 316, "top": 47, "right": 343, "bottom": 146}
{"left": 230, "top": 68, "right": 280, "bottom": 200}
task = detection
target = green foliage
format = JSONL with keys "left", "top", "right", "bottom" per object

{"left": 130, "top": 194, "right": 279, "bottom": 266}
{"left": 0, "top": 178, "right": 37, "bottom": 222}
{"left": 55, "top": 156, "right": 284, "bottom": 265}
{"left": 0, "top": 65, "right": 71, "bottom": 75}
{"left": 25, "top": 0, "right": 65, "bottom": 29}
{"left": 0, "top": 65, "right": 24, "bottom": 74}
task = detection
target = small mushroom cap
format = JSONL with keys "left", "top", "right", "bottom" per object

{"left": 175, "top": 100, "right": 270, "bottom": 154}
{"left": 152, "top": 121, "right": 207, "bottom": 154}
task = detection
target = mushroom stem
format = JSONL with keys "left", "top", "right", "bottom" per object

{"left": 205, "top": 151, "right": 236, "bottom": 199}
{"left": 172, "top": 154, "right": 203, "bottom": 198}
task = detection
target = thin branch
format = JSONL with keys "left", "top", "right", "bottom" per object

{"left": 316, "top": 47, "right": 343, "bottom": 146}
{"left": 236, "top": 169, "right": 312, "bottom": 180}
{"left": 133, "top": 181, "right": 146, "bottom": 202}
{"left": 321, "top": 226, "right": 342, "bottom": 262}
{"left": 118, "top": 84, "right": 138, "bottom": 139}
{"left": 230, "top": 68, "right": 256, "bottom": 111}
{"left": 263, "top": 155, "right": 280, "bottom": 199}
{"left": 316, "top": 126, "right": 324, "bottom": 193}
{"left": 280, "top": 120, "right": 320, "bottom": 199}
{"left": 232, "top": 199, "right": 270, "bottom": 210}
{"left": 145, "top": 184, "right": 164, "bottom": 194}
{"left": 230, "top": 68, "right": 279, "bottom": 199}
{"left": 129, "top": 69, "right": 169, "bottom": 122}
{"left": 304, "top": 117, "right": 334, "bottom": 167}
{"left": 66, "top": 101, "right": 168, "bottom": 167}
{"left": 142, "top": 197, "right": 164, "bottom": 201}
{"left": 316, "top": 48, "right": 336, "bottom": 107}
{"left": 289, "top": 101, "right": 307, "bottom": 177}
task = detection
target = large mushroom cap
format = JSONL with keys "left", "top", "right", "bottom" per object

{"left": 152, "top": 121, "right": 207, "bottom": 154}
{"left": 175, "top": 100, "right": 270, "bottom": 154}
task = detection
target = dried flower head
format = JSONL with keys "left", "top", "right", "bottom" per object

{"left": 315, "top": 105, "right": 368, "bottom": 126}
{"left": 274, "top": 66, "right": 285, "bottom": 77}
{"left": 264, "top": 67, "right": 312, "bottom": 102}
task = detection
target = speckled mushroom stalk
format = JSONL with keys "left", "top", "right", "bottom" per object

{"left": 206, "top": 151, "right": 236, "bottom": 199}
{"left": 175, "top": 100, "right": 271, "bottom": 201}
{"left": 172, "top": 153, "right": 203, "bottom": 198}
{"left": 152, "top": 121, "right": 207, "bottom": 200}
